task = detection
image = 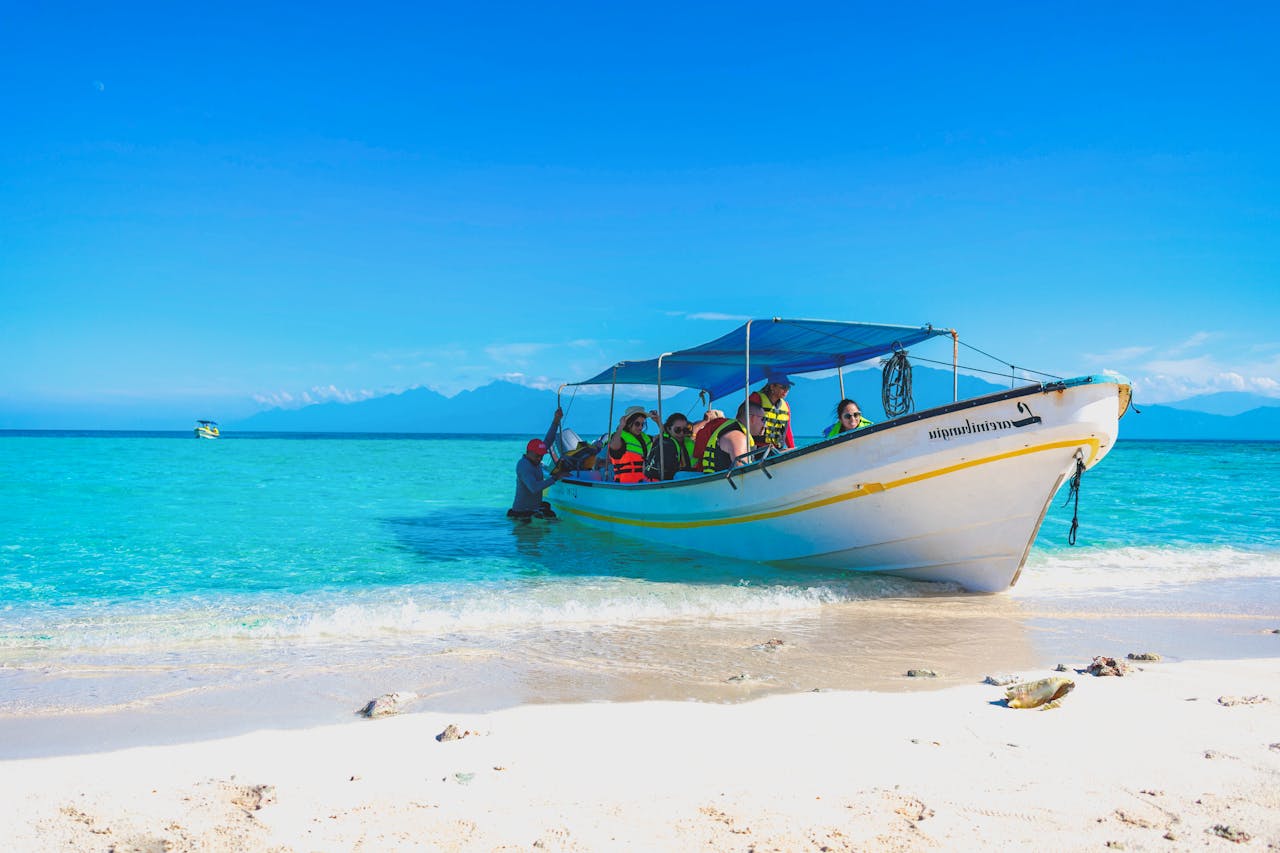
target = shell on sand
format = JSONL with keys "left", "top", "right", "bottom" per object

{"left": 1005, "top": 676, "right": 1075, "bottom": 709}
{"left": 358, "top": 691, "right": 419, "bottom": 718}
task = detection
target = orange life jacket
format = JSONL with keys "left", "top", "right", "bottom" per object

{"left": 613, "top": 431, "right": 652, "bottom": 483}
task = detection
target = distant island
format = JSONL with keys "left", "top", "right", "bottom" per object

{"left": 227, "top": 367, "right": 1280, "bottom": 441}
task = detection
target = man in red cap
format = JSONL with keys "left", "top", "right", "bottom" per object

{"left": 509, "top": 408, "right": 563, "bottom": 520}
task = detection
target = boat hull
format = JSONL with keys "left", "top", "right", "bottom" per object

{"left": 549, "top": 377, "right": 1127, "bottom": 592}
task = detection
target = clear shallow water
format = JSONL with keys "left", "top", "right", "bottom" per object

{"left": 2, "top": 435, "right": 1276, "bottom": 636}
{"left": 0, "top": 432, "right": 953, "bottom": 650}
{"left": 1016, "top": 439, "right": 1280, "bottom": 613}
{"left": 1, "top": 434, "right": 1277, "bottom": 752}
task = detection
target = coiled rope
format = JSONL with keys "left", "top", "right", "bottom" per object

{"left": 881, "top": 349, "right": 914, "bottom": 417}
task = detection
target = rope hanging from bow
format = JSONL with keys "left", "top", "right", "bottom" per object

{"left": 1063, "top": 450, "right": 1085, "bottom": 546}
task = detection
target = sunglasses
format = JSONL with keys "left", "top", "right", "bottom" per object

{"left": 670, "top": 426, "right": 691, "bottom": 435}
{"left": 627, "top": 418, "right": 645, "bottom": 427}
{"left": 842, "top": 411, "right": 862, "bottom": 420}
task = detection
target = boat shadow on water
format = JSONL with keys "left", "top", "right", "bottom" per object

{"left": 382, "top": 508, "right": 955, "bottom": 598}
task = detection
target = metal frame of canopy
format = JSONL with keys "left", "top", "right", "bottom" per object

{"left": 556, "top": 317, "right": 959, "bottom": 478}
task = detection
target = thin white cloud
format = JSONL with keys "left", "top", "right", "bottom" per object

{"left": 498, "top": 372, "right": 561, "bottom": 391}
{"left": 252, "top": 390, "right": 296, "bottom": 407}
{"left": 1165, "top": 331, "right": 1214, "bottom": 357}
{"left": 1083, "top": 331, "right": 1280, "bottom": 403}
{"left": 663, "top": 310, "right": 750, "bottom": 322}
{"left": 252, "top": 385, "right": 377, "bottom": 409}
{"left": 1083, "top": 345, "right": 1154, "bottom": 365}
{"left": 1141, "top": 355, "right": 1220, "bottom": 379}
{"left": 1131, "top": 365, "right": 1280, "bottom": 403}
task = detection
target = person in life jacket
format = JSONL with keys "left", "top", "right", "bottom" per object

{"left": 748, "top": 375, "right": 795, "bottom": 451}
{"left": 644, "top": 410, "right": 721, "bottom": 481}
{"left": 693, "top": 402, "right": 765, "bottom": 473}
{"left": 608, "top": 405, "right": 658, "bottom": 483}
{"left": 823, "top": 398, "right": 874, "bottom": 438}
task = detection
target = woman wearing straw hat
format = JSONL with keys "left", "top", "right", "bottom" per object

{"left": 607, "top": 405, "right": 659, "bottom": 483}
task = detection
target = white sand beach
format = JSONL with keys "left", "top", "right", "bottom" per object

{"left": 2, "top": 656, "right": 1277, "bottom": 851}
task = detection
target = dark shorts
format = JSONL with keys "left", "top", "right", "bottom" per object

{"left": 507, "top": 502, "right": 557, "bottom": 520}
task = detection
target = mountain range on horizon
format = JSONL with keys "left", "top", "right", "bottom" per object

{"left": 224, "top": 367, "right": 1280, "bottom": 441}
{"left": 1157, "top": 390, "right": 1280, "bottom": 417}
{"left": 2, "top": 368, "right": 1277, "bottom": 439}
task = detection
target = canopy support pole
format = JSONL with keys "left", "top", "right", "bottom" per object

{"left": 951, "top": 330, "right": 959, "bottom": 402}
{"left": 838, "top": 365, "right": 845, "bottom": 400}
{"left": 656, "top": 353, "right": 673, "bottom": 480}
{"left": 743, "top": 320, "right": 753, "bottom": 456}
{"left": 555, "top": 383, "right": 567, "bottom": 455}
{"left": 606, "top": 366, "right": 618, "bottom": 479}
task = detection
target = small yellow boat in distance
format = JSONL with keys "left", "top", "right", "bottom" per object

{"left": 194, "top": 420, "right": 220, "bottom": 439}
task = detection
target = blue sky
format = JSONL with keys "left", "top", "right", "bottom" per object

{"left": 2, "top": 2, "right": 1278, "bottom": 426}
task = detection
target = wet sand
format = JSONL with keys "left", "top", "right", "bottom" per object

{"left": 2, "top": 592, "right": 1276, "bottom": 759}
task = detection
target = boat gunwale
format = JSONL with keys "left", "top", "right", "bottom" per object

{"left": 557, "top": 375, "right": 1123, "bottom": 492}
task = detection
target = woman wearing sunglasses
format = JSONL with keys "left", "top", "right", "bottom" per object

{"left": 824, "top": 399, "right": 874, "bottom": 438}
{"left": 608, "top": 406, "right": 660, "bottom": 482}
{"left": 644, "top": 410, "right": 721, "bottom": 481}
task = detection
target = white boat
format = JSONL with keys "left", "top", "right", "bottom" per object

{"left": 548, "top": 318, "right": 1130, "bottom": 592}
{"left": 194, "top": 420, "right": 220, "bottom": 439}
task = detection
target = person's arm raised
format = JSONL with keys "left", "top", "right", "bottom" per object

{"left": 608, "top": 418, "right": 627, "bottom": 453}
{"left": 544, "top": 407, "right": 564, "bottom": 447}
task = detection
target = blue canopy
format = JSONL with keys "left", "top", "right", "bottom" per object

{"left": 570, "top": 318, "right": 952, "bottom": 400}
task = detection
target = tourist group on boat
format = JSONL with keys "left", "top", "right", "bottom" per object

{"left": 510, "top": 375, "right": 871, "bottom": 519}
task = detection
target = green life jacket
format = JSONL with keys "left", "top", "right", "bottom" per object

{"left": 824, "top": 416, "right": 873, "bottom": 438}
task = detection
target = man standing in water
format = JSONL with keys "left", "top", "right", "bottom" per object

{"left": 509, "top": 408, "right": 563, "bottom": 520}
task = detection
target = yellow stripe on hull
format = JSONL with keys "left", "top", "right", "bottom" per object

{"left": 556, "top": 437, "right": 1101, "bottom": 530}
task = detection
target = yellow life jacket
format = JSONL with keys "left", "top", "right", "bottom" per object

{"left": 696, "top": 418, "right": 752, "bottom": 473}
{"left": 756, "top": 392, "right": 790, "bottom": 449}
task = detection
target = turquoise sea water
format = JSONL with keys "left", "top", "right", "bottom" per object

{"left": 1, "top": 432, "right": 909, "bottom": 648}
{"left": 1, "top": 433, "right": 1277, "bottom": 749}
{"left": 2, "top": 434, "right": 1278, "bottom": 642}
